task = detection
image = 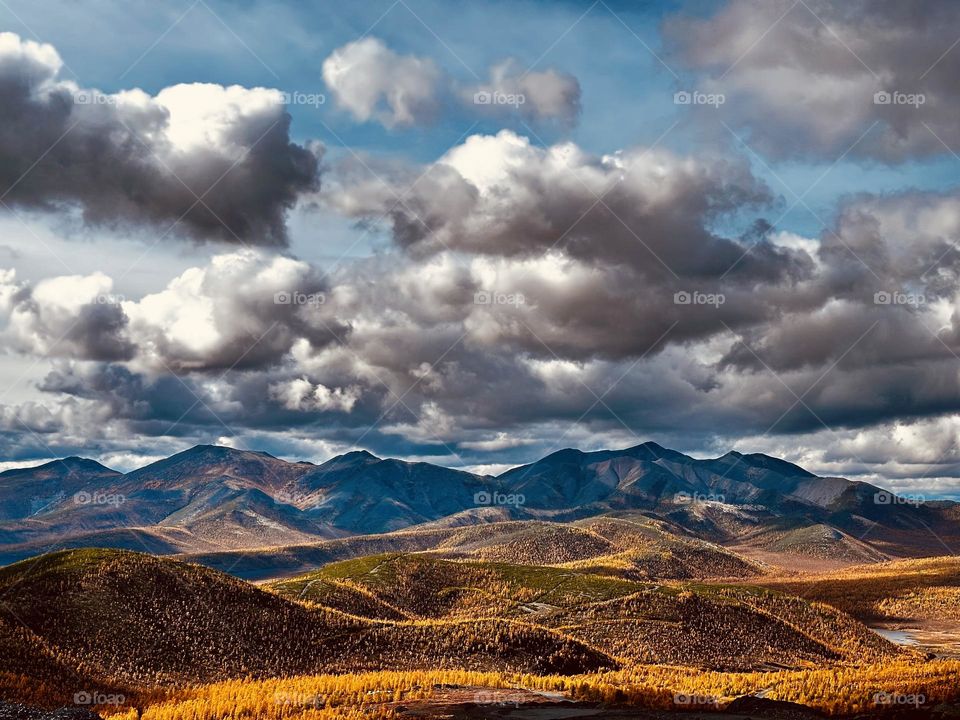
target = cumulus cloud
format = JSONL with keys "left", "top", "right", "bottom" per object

{"left": 322, "top": 38, "right": 581, "bottom": 128}
{"left": 321, "top": 38, "right": 443, "bottom": 127}
{"left": 0, "top": 269, "right": 134, "bottom": 361}
{"left": 0, "top": 249, "right": 344, "bottom": 372}
{"left": 664, "top": 0, "right": 960, "bottom": 161}
{"left": 327, "top": 130, "right": 815, "bottom": 358}
{"left": 331, "top": 131, "right": 777, "bottom": 268}
{"left": 270, "top": 377, "right": 361, "bottom": 412}
{"left": 719, "top": 188, "right": 960, "bottom": 377}
{"left": 0, "top": 32, "right": 319, "bottom": 243}
{"left": 463, "top": 59, "right": 581, "bottom": 126}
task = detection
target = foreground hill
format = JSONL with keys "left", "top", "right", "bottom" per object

{"left": 1, "top": 548, "right": 955, "bottom": 718}
{"left": 0, "top": 548, "right": 614, "bottom": 704}
{"left": 429, "top": 516, "right": 764, "bottom": 579}
{"left": 269, "top": 552, "right": 904, "bottom": 671}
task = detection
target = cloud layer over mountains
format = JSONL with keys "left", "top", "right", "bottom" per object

{"left": 5, "top": 125, "right": 960, "bottom": 489}
{"left": 1, "top": 0, "right": 960, "bottom": 497}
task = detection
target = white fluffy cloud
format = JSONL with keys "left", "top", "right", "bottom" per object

{"left": 322, "top": 38, "right": 443, "bottom": 127}
{"left": 0, "top": 249, "right": 338, "bottom": 372}
{"left": 270, "top": 377, "right": 360, "bottom": 412}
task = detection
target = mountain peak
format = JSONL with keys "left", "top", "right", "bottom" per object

{"left": 341, "top": 449, "right": 380, "bottom": 461}
{"left": 173, "top": 444, "right": 269, "bottom": 461}
{"left": 0, "top": 456, "right": 119, "bottom": 478}
{"left": 739, "top": 452, "right": 816, "bottom": 478}
{"left": 624, "top": 441, "right": 691, "bottom": 461}
{"left": 185, "top": 443, "right": 232, "bottom": 454}
{"left": 538, "top": 448, "right": 585, "bottom": 462}
{"left": 312, "top": 449, "right": 382, "bottom": 474}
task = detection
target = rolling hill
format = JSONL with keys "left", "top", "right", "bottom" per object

{"left": 268, "top": 552, "right": 905, "bottom": 671}
{"left": 180, "top": 517, "right": 765, "bottom": 582}
{"left": 0, "top": 545, "right": 956, "bottom": 717}
{"left": 0, "top": 548, "right": 615, "bottom": 705}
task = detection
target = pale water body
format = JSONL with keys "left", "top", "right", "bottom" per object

{"left": 870, "top": 627, "right": 918, "bottom": 645}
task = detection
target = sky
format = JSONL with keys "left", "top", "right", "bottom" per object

{"left": 1, "top": 0, "right": 960, "bottom": 498}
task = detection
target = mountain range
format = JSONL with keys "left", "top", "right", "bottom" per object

{"left": 0, "top": 441, "right": 956, "bottom": 570}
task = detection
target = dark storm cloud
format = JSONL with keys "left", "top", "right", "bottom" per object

{"left": 664, "top": 0, "right": 960, "bottom": 162}
{"left": 0, "top": 33, "right": 318, "bottom": 244}
{"left": 62, "top": 303, "right": 136, "bottom": 361}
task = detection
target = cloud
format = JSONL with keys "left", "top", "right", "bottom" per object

{"left": 0, "top": 32, "right": 319, "bottom": 243}
{"left": 327, "top": 130, "right": 814, "bottom": 359}
{"left": 463, "top": 59, "right": 581, "bottom": 126}
{"left": 321, "top": 38, "right": 443, "bottom": 127}
{"left": 331, "top": 131, "right": 778, "bottom": 270}
{"left": 459, "top": 432, "right": 535, "bottom": 451}
{"left": 0, "top": 249, "right": 344, "bottom": 372}
{"left": 269, "top": 377, "right": 361, "bottom": 412}
{"left": 0, "top": 270, "right": 134, "bottom": 361}
{"left": 322, "top": 38, "right": 581, "bottom": 128}
{"left": 719, "top": 188, "right": 960, "bottom": 376}
{"left": 4, "top": 129, "right": 960, "bottom": 489}
{"left": 664, "top": 0, "right": 960, "bottom": 161}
